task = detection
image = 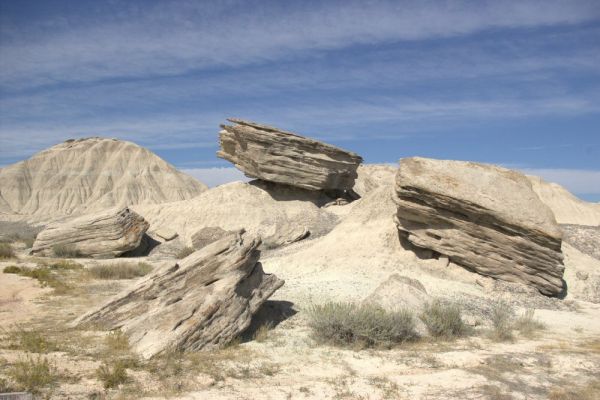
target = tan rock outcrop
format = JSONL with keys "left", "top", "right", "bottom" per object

{"left": 31, "top": 207, "right": 149, "bottom": 258}
{"left": 73, "top": 232, "right": 284, "bottom": 359}
{"left": 394, "top": 157, "right": 565, "bottom": 296}
{"left": 217, "top": 119, "right": 363, "bottom": 191}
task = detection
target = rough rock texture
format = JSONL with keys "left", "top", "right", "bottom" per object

{"left": 217, "top": 118, "right": 363, "bottom": 191}
{"left": 363, "top": 274, "right": 430, "bottom": 312}
{"left": 31, "top": 207, "right": 149, "bottom": 258}
{"left": 133, "top": 181, "right": 338, "bottom": 249}
{"left": 73, "top": 232, "right": 284, "bottom": 359}
{"left": 191, "top": 227, "right": 234, "bottom": 250}
{"left": 0, "top": 137, "right": 207, "bottom": 218}
{"left": 394, "top": 157, "right": 565, "bottom": 296}
{"left": 560, "top": 224, "right": 600, "bottom": 261}
{"left": 528, "top": 175, "right": 600, "bottom": 226}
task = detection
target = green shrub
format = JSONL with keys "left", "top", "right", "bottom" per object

{"left": 514, "top": 309, "right": 545, "bottom": 337}
{"left": 8, "top": 327, "right": 57, "bottom": 353}
{"left": 8, "top": 356, "right": 56, "bottom": 393}
{"left": 307, "top": 302, "right": 418, "bottom": 348}
{"left": 96, "top": 360, "right": 128, "bottom": 389}
{"left": 176, "top": 246, "right": 195, "bottom": 259}
{"left": 7, "top": 266, "right": 71, "bottom": 294}
{"left": 0, "top": 243, "right": 15, "bottom": 259}
{"left": 3, "top": 265, "right": 22, "bottom": 274}
{"left": 52, "top": 244, "right": 81, "bottom": 258}
{"left": 420, "top": 300, "right": 468, "bottom": 338}
{"left": 489, "top": 300, "right": 515, "bottom": 341}
{"left": 89, "top": 262, "right": 153, "bottom": 280}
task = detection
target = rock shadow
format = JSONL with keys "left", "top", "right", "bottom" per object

{"left": 121, "top": 233, "right": 161, "bottom": 257}
{"left": 241, "top": 300, "right": 297, "bottom": 342}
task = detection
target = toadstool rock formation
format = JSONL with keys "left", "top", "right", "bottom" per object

{"left": 31, "top": 207, "right": 149, "bottom": 258}
{"left": 393, "top": 157, "right": 565, "bottom": 296}
{"left": 73, "top": 231, "right": 284, "bottom": 359}
{"left": 217, "top": 118, "right": 363, "bottom": 192}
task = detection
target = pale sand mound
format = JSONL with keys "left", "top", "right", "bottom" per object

{"left": 0, "top": 137, "right": 207, "bottom": 218}
{"left": 528, "top": 175, "right": 600, "bottom": 226}
{"left": 353, "top": 163, "right": 397, "bottom": 197}
{"left": 133, "top": 181, "right": 339, "bottom": 248}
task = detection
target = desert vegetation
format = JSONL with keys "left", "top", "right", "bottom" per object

{"left": 0, "top": 243, "right": 15, "bottom": 259}
{"left": 420, "top": 300, "right": 469, "bottom": 339}
{"left": 88, "top": 262, "right": 153, "bottom": 280}
{"left": 52, "top": 243, "right": 82, "bottom": 258}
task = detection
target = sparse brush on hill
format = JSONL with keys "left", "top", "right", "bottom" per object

{"left": 52, "top": 244, "right": 82, "bottom": 258}
{"left": 6, "top": 326, "right": 58, "bottom": 353}
{"left": 307, "top": 302, "right": 418, "bottom": 348}
{"left": 89, "top": 262, "right": 153, "bottom": 280}
{"left": 0, "top": 243, "right": 15, "bottom": 259}
{"left": 420, "top": 300, "right": 468, "bottom": 339}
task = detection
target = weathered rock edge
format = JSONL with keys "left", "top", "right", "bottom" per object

{"left": 217, "top": 118, "right": 363, "bottom": 191}
{"left": 72, "top": 231, "right": 284, "bottom": 359}
{"left": 393, "top": 157, "right": 565, "bottom": 296}
{"left": 31, "top": 207, "right": 149, "bottom": 258}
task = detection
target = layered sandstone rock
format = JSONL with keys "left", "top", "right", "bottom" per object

{"left": 73, "top": 232, "right": 284, "bottom": 359}
{"left": 393, "top": 157, "right": 565, "bottom": 296}
{"left": 31, "top": 207, "right": 149, "bottom": 258}
{"left": 217, "top": 118, "right": 363, "bottom": 192}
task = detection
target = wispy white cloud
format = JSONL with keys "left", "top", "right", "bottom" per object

{"left": 1, "top": 0, "right": 598, "bottom": 90}
{"left": 522, "top": 168, "right": 600, "bottom": 195}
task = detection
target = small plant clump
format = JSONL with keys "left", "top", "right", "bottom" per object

{"left": 513, "top": 309, "right": 545, "bottom": 337}
{"left": 0, "top": 242, "right": 15, "bottom": 259}
{"left": 3, "top": 265, "right": 72, "bottom": 294}
{"left": 52, "top": 243, "right": 82, "bottom": 258}
{"left": 96, "top": 360, "right": 129, "bottom": 389}
{"left": 89, "top": 262, "right": 153, "bottom": 280}
{"left": 489, "top": 300, "right": 515, "bottom": 341}
{"left": 176, "top": 246, "right": 195, "bottom": 259}
{"left": 7, "top": 327, "right": 58, "bottom": 353}
{"left": 420, "top": 299, "right": 468, "bottom": 338}
{"left": 3, "top": 265, "right": 22, "bottom": 274}
{"left": 307, "top": 302, "right": 418, "bottom": 348}
{"left": 8, "top": 356, "right": 56, "bottom": 393}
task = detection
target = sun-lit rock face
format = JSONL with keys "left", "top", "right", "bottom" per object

{"left": 217, "top": 118, "right": 363, "bottom": 192}
{"left": 394, "top": 157, "right": 565, "bottom": 296}
{"left": 0, "top": 137, "right": 207, "bottom": 218}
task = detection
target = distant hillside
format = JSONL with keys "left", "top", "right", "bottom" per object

{"left": 0, "top": 137, "right": 207, "bottom": 217}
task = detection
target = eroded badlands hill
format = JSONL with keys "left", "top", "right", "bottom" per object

{"left": 0, "top": 137, "right": 207, "bottom": 217}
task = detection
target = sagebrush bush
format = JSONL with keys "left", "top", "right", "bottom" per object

{"left": 8, "top": 356, "right": 56, "bottom": 393}
{"left": 0, "top": 242, "right": 15, "bottom": 259}
{"left": 420, "top": 300, "right": 468, "bottom": 338}
{"left": 89, "top": 262, "right": 153, "bottom": 280}
{"left": 176, "top": 246, "right": 195, "bottom": 259}
{"left": 489, "top": 300, "right": 515, "bottom": 341}
{"left": 8, "top": 327, "right": 57, "bottom": 353}
{"left": 307, "top": 302, "right": 418, "bottom": 348}
{"left": 3, "top": 265, "right": 22, "bottom": 274}
{"left": 96, "top": 360, "right": 128, "bottom": 389}
{"left": 52, "top": 244, "right": 81, "bottom": 258}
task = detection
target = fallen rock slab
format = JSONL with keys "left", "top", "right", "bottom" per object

{"left": 31, "top": 207, "right": 149, "bottom": 258}
{"left": 73, "top": 232, "right": 284, "bottom": 359}
{"left": 394, "top": 157, "right": 565, "bottom": 296}
{"left": 217, "top": 118, "right": 363, "bottom": 192}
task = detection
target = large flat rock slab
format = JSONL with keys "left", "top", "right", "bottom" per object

{"left": 31, "top": 207, "right": 149, "bottom": 258}
{"left": 73, "top": 232, "right": 284, "bottom": 359}
{"left": 393, "top": 157, "right": 565, "bottom": 296}
{"left": 217, "top": 118, "right": 363, "bottom": 191}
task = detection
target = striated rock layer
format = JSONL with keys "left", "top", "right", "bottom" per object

{"left": 0, "top": 137, "right": 207, "bottom": 218}
{"left": 32, "top": 207, "right": 149, "bottom": 258}
{"left": 73, "top": 232, "right": 284, "bottom": 359}
{"left": 393, "top": 157, "right": 565, "bottom": 296}
{"left": 217, "top": 118, "right": 363, "bottom": 191}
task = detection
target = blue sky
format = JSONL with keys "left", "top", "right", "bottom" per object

{"left": 1, "top": 0, "right": 599, "bottom": 199}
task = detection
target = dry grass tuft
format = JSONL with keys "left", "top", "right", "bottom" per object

{"left": 489, "top": 300, "right": 515, "bottom": 341}
{"left": 0, "top": 242, "right": 15, "bottom": 259}
{"left": 420, "top": 299, "right": 468, "bottom": 339}
{"left": 89, "top": 262, "right": 153, "bottom": 280}
{"left": 5, "top": 326, "right": 58, "bottom": 353}
{"left": 548, "top": 379, "right": 600, "bottom": 400}
{"left": 52, "top": 243, "right": 82, "bottom": 258}
{"left": 8, "top": 356, "right": 57, "bottom": 393}
{"left": 307, "top": 301, "right": 418, "bottom": 348}
{"left": 513, "top": 309, "right": 545, "bottom": 337}
{"left": 96, "top": 359, "right": 129, "bottom": 389}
